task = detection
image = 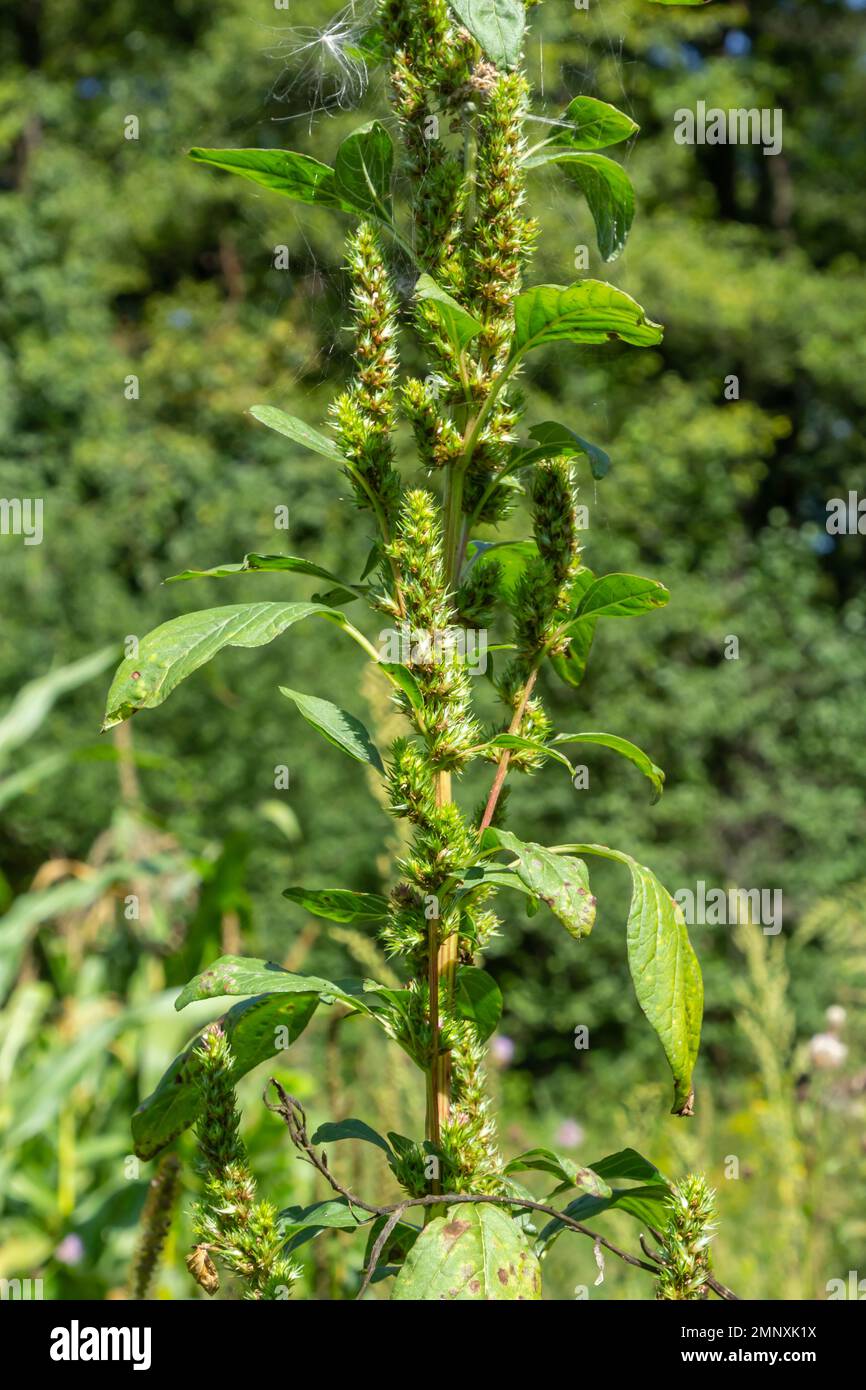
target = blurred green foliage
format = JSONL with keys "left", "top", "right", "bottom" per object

{"left": 1, "top": 0, "right": 864, "bottom": 1299}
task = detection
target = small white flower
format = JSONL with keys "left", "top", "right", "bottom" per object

{"left": 809, "top": 1032, "right": 848, "bottom": 1070}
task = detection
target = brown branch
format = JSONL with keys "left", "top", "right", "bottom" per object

{"left": 265, "top": 1082, "right": 740, "bottom": 1300}
{"left": 478, "top": 668, "right": 539, "bottom": 832}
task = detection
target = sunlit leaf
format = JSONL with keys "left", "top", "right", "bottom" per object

{"left": 481, "top": 828, "right": 596, "bottom": 940}
{"left": 511, "top": 281, "right": 663, "bottom": 358}
{"left": 131, "top": 992, "right": 321, "bottom": 1160}
{"left": 525, "top": 152, "right": 635, "bottom": 261}
{"left": 415, "top": 273, "right": 483, "bottom": 351}
{"left": 279, "top": 686, "right": 384, "bottom": 771}
{"left": 391, "top": 1203, "right": 541, "bottom": 1300}
{"left": 447, "top": 0, "right": 525, "bottom": 71}
{"left": 102, "top": 602, "right": 339, "bottom": 729}
{"left": 248, "top": 405, "right": 345, "bottom": 462}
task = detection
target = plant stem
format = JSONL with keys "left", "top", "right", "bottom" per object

{"left": 427, "top": 451, "right": 464, "bottom": 1151}
{"left": 479, "top": 668, "right": 539, "bottom": 831}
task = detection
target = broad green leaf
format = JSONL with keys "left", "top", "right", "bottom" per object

{"left": 102, "top": 602, "right": 338, "bottom": 729}
{"left": 479, "top": 733, "right": 575, "bottom": 772}
{"left": 645, "top": 0, "right": 711, "bottom": 5}
{"left": 547, "top": 96, "right": 639, "bottom": 151}
{"left": 525, "top": 152, "right": 635, "bottom": 261}
{"left": 391, "top": 1203, "right": 541, "bottom": 1300}
{"left": 362, "top": 1215, "right": 421, "bottom": 1276}
{"left": 447, "top": 0, "right": 525, "bottom": 71}
{"left": 188, "top": 147, "right": 344, "bottom": 207}
{"left": 173, "top": 954, "right": 379, "bottom": 1013}
{"left": 549, "top": 567, "right": 597, "bottom": 689}
{"left": 511, "top": 281, "right": 663, "bottom": 359}
{"left": 415, "top": 273, "right": 483, "bottom": 351}
{"left": 504, "top": 1149, "right": 612, "bottom": 1198}
{"left": 281, "top": 1198, "right": 372, "bottom": 1252}
{"left": 378, "top": 662, "right": 425, "bottom": 713}
{"left": 454, "top": 966, "right": 502, "bottom": 1041}
{"left": 282, "top": 886, "right": 390, "bottom": 923}
{"left": 166, "top": 552, "right": 358, "bottom": 590}
{"left": 550, "top": 732, "right": 665, "bottom": 801}
{"left": 454, "top": 862, "right": 536, "bottom": 901}
{"left": 248, "top": 405, "right": 345, "bottom": 462}
{"left": 550, "top": 632, "right": 596, "bottom": 689}
{"left": 590, "top": 1147, "right": 665, "bottom": 1185}
{"left": 553, "top": 845, "right": 703, "bottom": 1114}
{"left": 528, "top": 421, "right": 610, "bottom": 479}
{"left": 279, "top": 687, "right": 384, "bottom": 771}
{"left": 310, "top": 1117, "right": 393, "bottom": 1156}
{"left": 571, "top": 572, "right": 670, "bottom": 622}
{"left": 623, "top": 859, "right": 703, "bottom": 1115}
{"left": 131, "top": 991, "right": 320, "bottom": 1159}
{"left": 334, "top": 121, "right": 394, "bottom": 221}
{"left": 482, "top": 829, "right": 596, "bottom": 939}
{"left": 464, "top": 539, "right": 539, "bottom": 596}
{"left": 538, "top": 1183, "right": 672, "bottom": 1250}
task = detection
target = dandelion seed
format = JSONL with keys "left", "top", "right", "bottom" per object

{"left": 267, "top": 3, "right": 374, "bottom": 125}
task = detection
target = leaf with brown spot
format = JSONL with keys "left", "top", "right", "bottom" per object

{"left": 481, "top": 829, "right": 595, "bottom": 939}
{"left": 391, "top": 1204, "right": 541, "bottom": 1301}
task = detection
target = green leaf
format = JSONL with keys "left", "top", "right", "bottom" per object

{"left": 510, "top": 281, "right": 663, "bottom": 359}
{"left": 131, "top": 991, "right": 320, "bottom": 1160}
{"left": 447, "top": 0, "right": 525, "bottom": 71}
{"left": 550, "top": 732, "right": 665, "bottom": 801}
{"left": 310, "top": 1117, "right": 393, "bottom": 1156}
{"left": 279, "top": 687, "right": 384, "bottom": 771}
{"left": 333, "top": 121, "right": 394, "bottom": 221}
{"left": 282, "top": 886, "right": 390, "bottom": 924}
{"left": 528, "top": 422, "right": 610, "bottom": 479}
{"left": 454, "top": 966, "right": 502, "bottom": 1041}
{"left": 570, "top": 572, "right": 670, "bottom": 622}
{"left": 479, "top": 733, "right": 575, "bottom": 772}
{"left": 454, "top": 862, "right": 536, "bottom": 902}
{"left": 548, "top": 96, "right": 639, "bottom": 151}
{"left": 464, "top": 539, "right": 539, "bottom": 597}
{"left": 378, "top": 662, "right": 425, "bottom": 714}
{"left": 281, "top": 1198, "right": 373, "bottom": 1252}
{"left": 590, "top": 1147, "right": 665, "bottom": 1185}
{"left": 188, "top": 147, "right": 344, "bottom": 207}
{"left": 362, "top": 1215, "right": 421, "bottom": 1276}
{"left": 503, "top": 1149, "right": 612, "bottom": 1199}
{"left": 552, "top": 845, "right": 703, "bottom": 1114}
{"left": 391, "top": 1203, "right": 541, "bottom": 1300}
{"left": 538, "top": 1184, "right": 672, "bottom": 1250}
{"left": 165, "top": 551, "right": 359, "bottom": 590}
{"left": 248, "top": 405, "right": 345, "bottom": 462}
{"left": 482, "top": 829, "right": 596, "bottom": 940}
{"left": 415, "top": 274, "right": 483, "bottom": 351}
{"left": 623, "top": 859, "right": 703, "bottom": 1115}
{"left": 102, "top": 602, "right": 338, "bottom": 729}
{"left": 525, "top": 152, "right": 635, "bottom": 261}
{"left": 173, "top": 955, "right": 379, "bottom": 1013}
{"left": 549, "top": 567, "right": 597, "bottom": 689}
